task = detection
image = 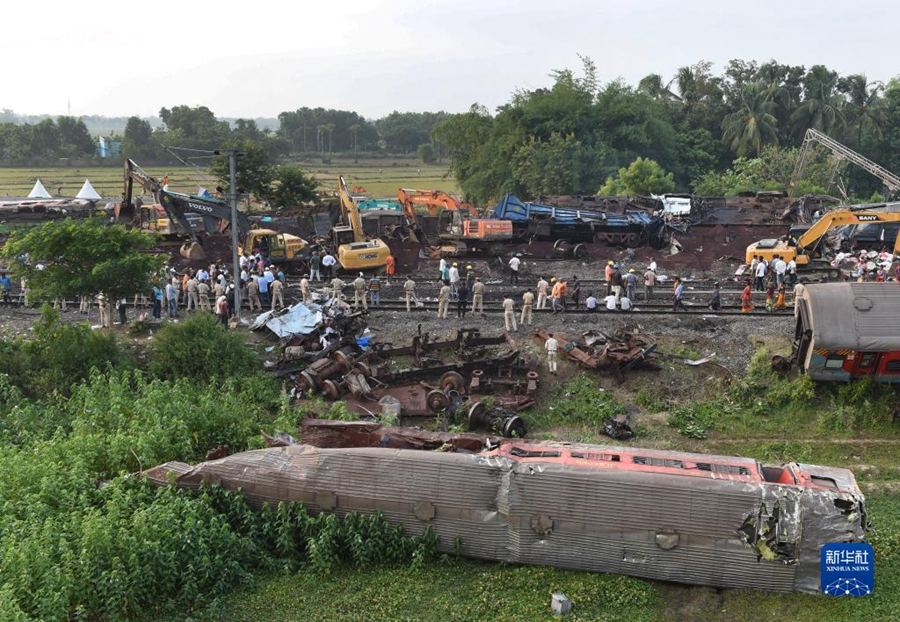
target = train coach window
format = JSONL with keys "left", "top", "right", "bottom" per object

{"left": 633, "top": 456, "right": 684, "bottom": 468}
{"left": 509, "top": 447, "right": 560, "bottom": 458}
{"left": 824, "top": 356, "right": 846, "bottom": 369}
{"left": 884, "top": 359, "right": 900, "bottom": 373}
{"left": 859, "top": 353, "right": 877, "bottom": 368}
{"left": 811, "top": 476, "right": 839, "bottom": 490}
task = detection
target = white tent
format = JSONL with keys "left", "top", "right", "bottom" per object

{"left": 75, "top": 179, "right": 102, "bottom": 200}
{"left": 27, "top": 179, "right": 52, "bottom": 199}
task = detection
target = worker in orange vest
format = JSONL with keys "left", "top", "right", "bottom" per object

{"left": 604, "top": 261, "right": 614, "bottom": 296}
{"left": 385, "top": 254, "right": 395, "bottom": 283}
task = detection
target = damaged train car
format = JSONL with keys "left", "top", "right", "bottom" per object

{"left": 144, "top": 441, "right": 867, "bottom": 594}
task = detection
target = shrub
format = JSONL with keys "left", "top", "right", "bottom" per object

{"left": 530, "top": 373, "right": 626, "bottom": 430}
{"left": 0, "top": 305, "right": 130, "bottom": 396}
{"left": 667, "top": 403, "right": 717, "bottom": 439}
{"left": 149, "top": 313, "right": 258, "bottom": 381}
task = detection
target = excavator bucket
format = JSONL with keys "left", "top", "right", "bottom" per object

{"left": 180, "top": 241, "right": 205, "bottom": 260}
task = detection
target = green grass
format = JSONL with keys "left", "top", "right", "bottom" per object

{"left": 183, "top": 492, "right": 898, "bottom": 622}
{"left": 0, "top": 158, "right": 460, "bottom": 203}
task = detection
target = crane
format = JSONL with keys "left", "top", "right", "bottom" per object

{"left": 790, "top": 129, "right": 900, "bottom": 199}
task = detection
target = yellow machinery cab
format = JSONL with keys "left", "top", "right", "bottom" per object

{"left": 243, "top": 229, "right": 308, "bottom": 264}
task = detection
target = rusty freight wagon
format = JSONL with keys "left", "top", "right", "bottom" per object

{"left": 144, "top": 440, "right": 867, "bottom": 593}
{"left": 794, "top": 282, "right": 900, "bottom": 382}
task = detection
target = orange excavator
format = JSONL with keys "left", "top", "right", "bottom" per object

{"left": 397, "top": 188, "right": 514, "bottom": 256}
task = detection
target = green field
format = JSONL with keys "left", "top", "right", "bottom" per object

{"left": 0, "top": 159, "right": 460, "bottom": 202}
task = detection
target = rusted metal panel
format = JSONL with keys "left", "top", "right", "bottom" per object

{"left": 144, "top": 440, "right": 867, "bottom": 593}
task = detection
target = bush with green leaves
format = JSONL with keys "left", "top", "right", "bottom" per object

{"left": 0, "top": 305, "right": 130, "bottom": 397}
{"left": 531, "top": 373, "right": 626, "bottom": 430}
{"left": 667, "top": 403, "right": 717, "bottom": 439}
{"left": 149, "top": 313, "right": 259, "bottom": 380}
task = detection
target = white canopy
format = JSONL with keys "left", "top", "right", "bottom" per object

{"left": 75, "top": 179, "right": 102, "bottom": 200}
{"left": 27, "top": 179, "right": 52, "bottom": 199}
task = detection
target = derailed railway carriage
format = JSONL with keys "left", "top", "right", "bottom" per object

{"left": 794, "top": 283, "right": 900, "bottom": 382}
{"left": 145, "top": 439, "right": 867, "bottom": 594}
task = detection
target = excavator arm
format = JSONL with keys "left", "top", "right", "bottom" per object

{"left": 796, "top": 210, "right": 900, "bottom": 258}
{"left": 397, "top": 188, "right": 431, "bottom": 245}
{"left": 158, "top": 189, "right": 251, "bottom": 237}
{"left": 397, "top": 188, "right": 478, "bottom": 217}
{"left": 118, "top": 159, "right": 163, "bottom": 223}
{"left": 339, "top": 175, "right": 365, "bottom": 241}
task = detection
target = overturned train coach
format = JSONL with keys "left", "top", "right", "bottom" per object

{"left": 144, "top": 440, "right": 867, "bottom": 593}
{"left": 794, "top": 282, "right": 900, "bottom": 382}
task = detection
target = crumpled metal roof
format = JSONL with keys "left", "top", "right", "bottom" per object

{"left": 250, "top": 302, "right": 323, "bottom": 338}
{"left": 801, "top": 283, "right": 900, "bottom": 351}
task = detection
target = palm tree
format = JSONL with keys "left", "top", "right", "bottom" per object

{"left": 316, "top": 124, "right": 325, "bottom": 153}
{"left": 324, "top": 123, "right": 336, "bottom": 155}
{"left": 638, "top": 73, "right": 680, "bottom": 102}
{"left": 721, "top": 83, "right": 779, "bottom": 157}
{"left": 790, "top": 65, "right": 846, "bottom": 139}
{"left": 349, "top": 124, "right": 360, "bottom": 163}
{"left": 838, "top": 74, "right": 886, "bottom": 142}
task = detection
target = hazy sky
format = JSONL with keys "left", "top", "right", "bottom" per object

{"left": 5, "top": 0, "right": 898, "bottom": 120}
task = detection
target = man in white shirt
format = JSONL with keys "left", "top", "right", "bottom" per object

{"left": 536, "top": 277, "right": 549, "bottom": 309}
{"left": 545, "top": 334, "right": 559, "bottom": 374}
{"left": 649, "top": 258, "right": 658, "bottom": 272}
{"left": 619, "top": 296, "right": 632, "bottom": 311}
{"left": 787, "top": 258, "right": 797, "bottom": 285}
{"left": 585, "top": 294, "right": 598, "bottom": 311}
{"left": 322, "top": 253, "right": 337, "bottom": 279}
{"left": 755, "top": 258, "right": 767, "bottom": 292}
{"left": 508, "top": 255, "right": 521, "bottom": 284}
{"left": 773, "top": 255, "right": 787, "bottom": 286}
{"left": 604, "top": 294, "right": 617, "bottom": 310}
{"left": 449, "top": 263, "right": 460, "bottom": 296}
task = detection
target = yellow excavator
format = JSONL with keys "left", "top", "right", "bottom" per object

{"left": 746, "top": 209, "right": 900, "bottom": 272}
{"left": 334, "top": 175, "right": 390, "bottom": 271}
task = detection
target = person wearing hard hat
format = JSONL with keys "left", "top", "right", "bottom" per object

{"left": 449, "top": 262, "right": 461, "bottom": 298}
{"left": 625, "top": 268, "right": 637, "bottom": 301}
{"left": 605, "top": 261, "right": 614, "bottom": 296}
{"left": 465, "top": 264, "right": 475, "bottom": 291}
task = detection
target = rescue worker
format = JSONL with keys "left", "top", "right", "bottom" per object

{"left": 353, "top": 273, "right": 367, "bottom": 310}
{"left": 271, "top": 277, "right": 284, "bottom": 311}
{"left": 536, "top": 276, "right": 549, "bottom": 309}
{"left": 643, "top": 266, "right": 656, "bottom": 301}
{"left": 545, "top": 333, "right": 559, "bottom": 374}
{"left": 508, "top": 254, "right": 521, "bottom": 283}
{"left": 368, "top": 275, "right": 381, "bottom": 306}
{"left": 439, "top": 257, "right": 447, "bottom": 281}
{"left": 438, "top": 281, "right": 451, "bottom": 319}
{"left": 300, "top": 275, "right": 311, "bottom": 303}
{"left": 625, "top": 268, "right": 637, "bottom": 301}
{"left": 310, "top": 252, "right": 322, "bottom": 282}
{"left": 247, "top": 276, "right": 261, "bottom": 311}
{"left": 610, "top": 264, "right": 623, "bottom": 302}
{"left": 520, "top": 289, "right": 534, "bottom": 326}
{"left": 449, "top": 262, "right": 460, "bottom": 297}
{"left": 708, "top": 282, "right": 722, "bottom": 311}
{"left": 331, "top": 276, "right": 345, "bottom": 303}
{"left": 550, "top": 277, "right": 562, "bottom": 313}
{"left": 385, "top": 254, "right": 395, "bottom": 283}
{"left": 186, "top": 275, "right": 199, "bottom": 312}
{"left": 321, "top": 252, "right": 336, "bottom": 279}
{"left": 502, "top": 296, "right": 517, "bottom": 331}
{"left": 571, "top": 276, "right": 581, "bottom": 307}
{"left": 217, "top": 295, "right": 229, "bottom": 327}
{"left": 404, "top": 277, "right": 418, "bottom": 312}
{"left": 465, "top": 265, "right": 475, "bottom": 291}
{"left": 198, "top": 279, "right": 211, "bottom": 312}
{"left": 604, "top": 261, "right": 614, "bottom": 295}
{"left": 0, "top": 273, "right": 10, "bottom": 306}
{"left": 97, "top": 292, "right": 111, "bottom": 329}
{"left": 457, "top": 280, "right": 469, "bottom": 318}
{"left": 471, "top": 277, "right": 485, "bottom": 314}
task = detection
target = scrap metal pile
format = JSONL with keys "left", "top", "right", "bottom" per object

{"left": 259, "top": 302, "right": 533, "bottom": 437}
{"left": 0, "top": 198, "right": 102, "bottom": 223}
{"left": 532, "top": 326, "right": 659, "bottom": 382}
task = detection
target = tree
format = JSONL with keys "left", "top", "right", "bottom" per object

{"left": 210, "top": 140, "right": 273, "bottom": 204}
{"left": 721, "top": 83, "right": 779, "bottom": 157}
{"left": 511, "top": 133, "right": 606, "bottom": 196}
{"left": 791, "top": 65, "right": 846, "bottom": 139}
{"left": 0, "top": 218, "right": 163, "bottom": 303}
{"left": 123, "top": 116, "right": 155, "bottom": 159}
{"left": 56, "top": 116, "right": 95, "bottom": 158}
{"left": 417, "top": 143, "right": 436, "bottom": 164}
{"left": 269, "top": 165, "right": 318, "bottom": 208}
{"left": 598, "top": 157, "right": 675, "bottom": 196}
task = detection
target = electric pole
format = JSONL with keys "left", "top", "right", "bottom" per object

{"left": 228, "top": 149, "right": 243, "bottom": 322}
